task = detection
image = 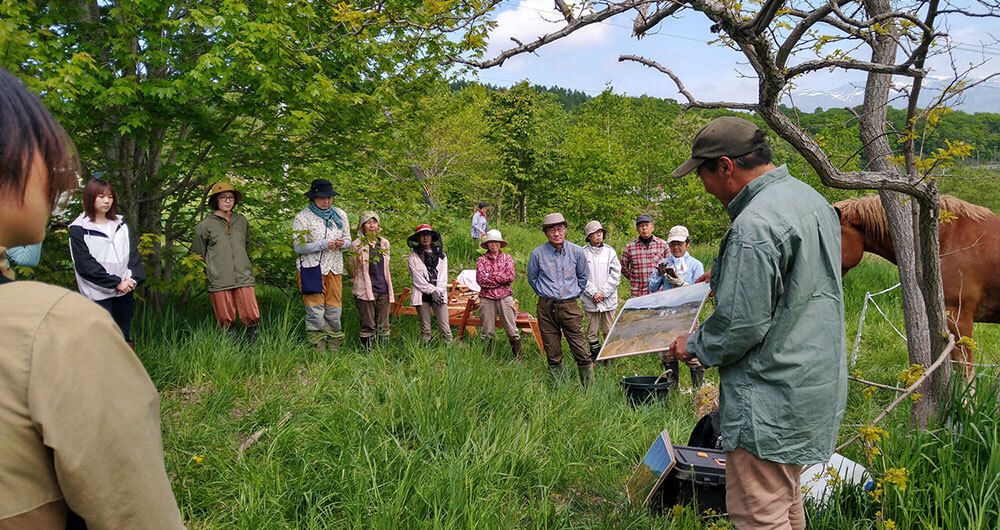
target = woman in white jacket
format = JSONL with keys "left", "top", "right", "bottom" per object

{"left": 581, "top": 220, "right": 621, "bottom": 364}
{"left": 406, "top": 224, "right": 452, "bottom": 344}
{"left": 69, "top": 178, "right": 144, "bottom": 348}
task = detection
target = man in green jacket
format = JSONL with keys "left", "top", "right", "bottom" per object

{"left": 192, "top": 182, "right": 260, "bottom": 340}
{"left": 666, "top": 117, "right": 847, "bottom": 529}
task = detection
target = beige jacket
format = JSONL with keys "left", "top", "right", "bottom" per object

{"left": 349, "top": 237, "right": 395, "bottom": 303}
{"left": 0, "top": 281, "right": 184, "bottom": 529}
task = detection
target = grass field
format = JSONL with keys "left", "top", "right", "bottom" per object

{"left": 136, "top": 220, "right": 1000, "bottom": 528}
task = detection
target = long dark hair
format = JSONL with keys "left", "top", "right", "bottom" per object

{"left": 82, "top": 178, "right": 119, "bottom": 221}
{"left": 0, "top": 68, "right": 78, "bottom": 209}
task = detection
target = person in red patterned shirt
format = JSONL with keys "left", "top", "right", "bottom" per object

{"left": 620, "top": 213, "right": 669, "bottom": 297}
{"left": 476, "top": 230, "right": 522, "bottom": 360}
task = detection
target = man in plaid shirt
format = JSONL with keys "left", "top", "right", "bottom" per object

{"left": 620, "top": 213, "right": 668, "bottom": 297}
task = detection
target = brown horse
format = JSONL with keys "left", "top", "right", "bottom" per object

{"left": 835, "top": 195, "right": 1000, "bottom": 379}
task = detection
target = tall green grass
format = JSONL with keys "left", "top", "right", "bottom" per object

{"left": 134, "top": 219, "right": 1000, "bottom": 528}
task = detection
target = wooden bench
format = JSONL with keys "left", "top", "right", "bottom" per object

{"left": 390, "top": 282, "right": 544, "bottom": 351}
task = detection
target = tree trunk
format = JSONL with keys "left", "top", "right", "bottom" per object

{"left": 519, "top": 191, "right": 526, "bottom": 223}
{"left": 861, "top": 0, "right": 950, "bottom": 426}
{"left": 409, "top": 165, "right": 439, "bottom": 209}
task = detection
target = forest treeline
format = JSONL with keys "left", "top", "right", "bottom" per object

{"left": 21, "top": 80, "right": 1000, "bottom": 301}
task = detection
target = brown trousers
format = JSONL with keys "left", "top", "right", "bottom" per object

{"left": 356, "top": 293, "right": 390, "bottom": 338}
{"left": 726, "top": 447, "right": 806, "bottom": 530}
{"left": 208, "top": 286, "right": 261, "bottom": 328}
{"left": 479, "top": 295, "right": 519, "bottom": 340}
{"left": 536, "top": 298, "right": 592, "bottom": 368}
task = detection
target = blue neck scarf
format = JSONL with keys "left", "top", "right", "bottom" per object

{"left": 309, "top": 202, "right": 343, "bottom": 230}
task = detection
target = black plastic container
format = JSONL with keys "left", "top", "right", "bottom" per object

{"left": 620, "top": 376, "right": 671, "bottom": 406}
{"left": 653, "top": 445, "right": 728, "bottom": 515}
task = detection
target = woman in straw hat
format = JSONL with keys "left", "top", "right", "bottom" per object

{"left": 475, "top": 229, "right": 521, "bottom": 360}
{"left": 406, "top": 224, "right": 452, "bottom": 343}
{"left": 192, "top": 181, "right": 260, "bottom": 341}
{"left": 293, "top": 178, "right": 352, "bottom": 352}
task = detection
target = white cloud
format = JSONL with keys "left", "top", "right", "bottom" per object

{"left": 484, "top": 0, "right": 611, "bottom": 61}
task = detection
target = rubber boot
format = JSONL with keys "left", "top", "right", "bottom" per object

{"left": 483, "top": 337, "right": 494, "bottom": 356}
{"left": 590, "top": 341, "right": 611, "bottom": 368}
{"left": 578, "top": 364, "right": 595, "bottom": 390}
{"left": 691, "top": 366, "right": 705, "bottom": 389}
{"left": 246, "top": 326, "right": 260, "bottom": 345}
{"left": 360, "top": 336, "right": 373, "bottom": 352}
{"left": 509, "top": 336, "right": 523, "bottom": 362}
{"left": 664, "top": 359, "right": 680, "bottom": 387}
{"left": 548, "top": 363, "right": 565, "bottom": 381}
{"left": 314, "top": 340, "right": 327, "bottom": 352}
{"left": 589, "top": 341, "right": 601, "bottom": 363}
{"left": 327, "top": 336, "right": 342, "bottom": 352}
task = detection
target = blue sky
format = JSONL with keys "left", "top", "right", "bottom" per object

{"left": 462, "top": 0, "right": 1000, "bottom": 105}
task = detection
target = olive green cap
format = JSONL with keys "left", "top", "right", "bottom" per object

{"left": 670, "top": 116, "right": 765, "bottom": 177}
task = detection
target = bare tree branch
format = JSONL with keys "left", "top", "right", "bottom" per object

{"left": 633, "top": 2, "right": 685, "bottom": 36}
{"left": 619, "top": 54, "right": 758, "bottom": 109}
{"left": 451, "top": 0, "right": 654, "bottom": 68}
{"left": 786, "top": 58, "right": 925, "bottom": 78}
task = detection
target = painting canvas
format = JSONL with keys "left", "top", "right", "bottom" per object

{"left": 596, "top": 282, "right": 711, "bottom": 361}
{"left": 625, "top": 429, "right": 677, "bottom": 507}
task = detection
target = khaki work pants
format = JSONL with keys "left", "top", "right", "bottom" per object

{"left": 416, "top": 302, "right": 453, "bottom": 343}
{"left": 356, "top": 293, "right": 390, "bottom": 338}
{"left": 479, "top": 295, "right": 519, "bottom": 340}
{"left": 726, "top": 447, "right": 806, "bottom": 530}
{"left": 585, "top": 310, "right": 614, "bottom": 343}
{"left": 537, "top": 298, "right": 591, "bottom": 368}
{"left": 208, "top": 286, "right": 261, "bottom": 328}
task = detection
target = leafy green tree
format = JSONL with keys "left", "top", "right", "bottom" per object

{"left": 2, "top": 0, "right": 494, "bottom": 304}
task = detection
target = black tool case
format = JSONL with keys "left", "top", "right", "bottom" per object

{"left": 652, "top": 445, "right": 728, "bottom": 515}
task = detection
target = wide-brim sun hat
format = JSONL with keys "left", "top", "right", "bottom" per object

{"left": 584, "top": 220, "right": 606, "bottom": 241}
{"left": 207, "top": 181, "right": 243, "bottom": 204}
{"left": 406, "top": 223, "right": 442, "bottom": 248}
{"left": 480, "top": 229, "right": 508, "bottom": 249}
{"left": 541, "top": 212, "right": 568, "bottom": 230}
{"left": 304, "top": 178, "right": 340, "bottom": 199}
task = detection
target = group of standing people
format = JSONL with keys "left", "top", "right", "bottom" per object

{"left": 0, "top": 56, "right": 848, "bottom": 530}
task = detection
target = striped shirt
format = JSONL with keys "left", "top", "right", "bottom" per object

{"left": 527, "top": 241, "right": 588, "bottom": 300}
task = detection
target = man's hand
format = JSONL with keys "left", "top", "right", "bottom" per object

{"left": 695, "top": 270, "right": 711, "bottom": 284}
{"left": 593, "top": 292, "right": 605, "bottom": 304}
{"left": 668, "top": 333, "right": 692, "bottom": 362}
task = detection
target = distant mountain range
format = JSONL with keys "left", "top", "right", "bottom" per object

{"left": 789, "top": 78, "right": 1000, "bottom": 114}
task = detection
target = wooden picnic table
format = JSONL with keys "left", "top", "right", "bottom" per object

{"left": 390, "top": 280, "right": 544, "bottom": 351}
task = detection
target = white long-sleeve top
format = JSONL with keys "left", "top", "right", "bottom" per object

{"left": 581, "top": 243, "right": 621, "bottom": 313}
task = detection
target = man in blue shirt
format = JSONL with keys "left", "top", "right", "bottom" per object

{"left": 527, "top": 212, "right": 593, "bottom": 388}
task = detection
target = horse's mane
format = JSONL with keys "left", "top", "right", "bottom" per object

{"left": 834, "top": 195, "right": 995, "bottom": 242}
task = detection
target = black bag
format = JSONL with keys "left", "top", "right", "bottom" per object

{"left": 687, "top": 409, "right": 722, "bottom": 450}
{"left": 299, "top": 255, "right": 324, "bottom": 295}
